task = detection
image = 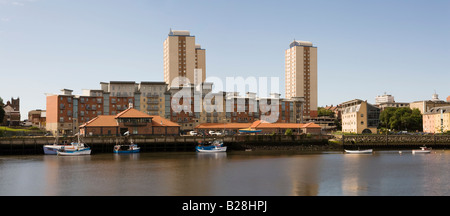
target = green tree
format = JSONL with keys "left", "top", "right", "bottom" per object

{"left": 317, "top": 107, "right": 335, "bottom": 118}
{"left": 379, "top": 107, "right": 422, "bottom": 131}
{"left": 0, "top": 97, "right": 4, "bottom": 124}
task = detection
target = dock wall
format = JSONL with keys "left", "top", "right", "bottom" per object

{"left": 341, "top": 135, "right": 450, "bottom": 149}
{"left": 0, "top": 134, "right": 331, "bottom": 155}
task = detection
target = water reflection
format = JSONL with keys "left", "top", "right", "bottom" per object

{"left": 3, "top": 151, "right": 450, "bottom": 195}
{"left": 342, "top": 153, "right": 373, "bottom": 195}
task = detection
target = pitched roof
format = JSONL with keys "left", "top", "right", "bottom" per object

{"left": 301, "top": 122, "right": 322, "bottom": 129}
{"left": 195, "top": 123, "right": 252, "bottom": 129}
{"left": 194, "top": 121, "right": 322, "bottom": 130}
{"left": 149, "top": 115, "right": 180, "bottom": 127}
{"left": 80, "top": 108, "right": 180, "bottom": 128}
{"left": 116, "top": 108, "right": 153, "bottom": 118}
{"left": 80, "top": 115, "right": 118, "bottom": 128}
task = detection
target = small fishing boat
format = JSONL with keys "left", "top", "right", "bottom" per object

{"left": 196, "top": 139, "right": 227, "bottom": 153}
{"left": 412, "top": 146, "right": 432, "bottom": 154}
{"left": 114, "top": 131, "right": 140, "bottom": 153}
{"left": 57, "top": 133, "right": 91, "bottom": 156}
{"left": 344, "top": 149, "right": 373, "bottom": 154}
{"left": 114, "top": 142, "right": 140, "bottom": 153}
{"left": 43, "top": 132, "right": 74, "bottom": 155}
{"left": 43, "top": 142, "right": 74, "bottom": 155}
{"left": 57, "top": 144, "right": 91, "bottom": 156}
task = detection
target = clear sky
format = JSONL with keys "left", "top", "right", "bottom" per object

{"left": 1, "top": 0, "right": 449, "bottom": 120}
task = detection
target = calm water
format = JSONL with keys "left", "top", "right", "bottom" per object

{"left": 1, "top": 149, "right": 450, "bottom": 196}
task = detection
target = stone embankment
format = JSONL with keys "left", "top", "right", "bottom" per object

{"left": 340, "top": 134, "right": 450, "bottom": 149}
{"left": 0, "top": 134, "right": 333, "bottom": 155}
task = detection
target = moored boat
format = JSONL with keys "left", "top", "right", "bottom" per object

{"left": 412, "top": 146, "right": 432, "bottom": 154}
{"left": 114, "top": 131, "right": 140, "bottom": 153}
{"left": 196, "top": 139, "right": 227, "bottom": 153}
{"left": 43, "top": 132, "right": 74, "bottom": 155}
{"left": 114, "top": 143, "right": 140, "bottom": 153}
{"left": 57, "top": 133, "right": 91, "bottom": 156}
{"left": 57, "top": 145, "right": 91, "bottom": 156}
{"left": 344, "top": 149, "right": 373, "bottom": 154}
{"left": 43, "top": 143, "right": 76, "bottom": 155}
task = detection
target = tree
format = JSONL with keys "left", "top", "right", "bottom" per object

{"left": 317, "top": 107, "right": 335, "bottom": 118}
{"left": 0, "top": 97, "right": 4, "bottom": 124}
{"left": 379, "top": 107, "right": 422, "bottom": 131}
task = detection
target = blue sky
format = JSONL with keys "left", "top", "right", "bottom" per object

{"left": 1, "top": 0, "right": 449, "bottom": 119}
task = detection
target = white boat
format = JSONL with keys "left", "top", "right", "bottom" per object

{"left": 57, "top": 133, "right": 91, "bottom": 156}
{"left": 43, "top": 143, "right": 77, "bottom": 155}
{"left": 197, "top": 146, "right": 227, "bottom": 153}
{"left": 412, "top": 146, "right": 432, "bottom": 154}
{"left": 344, "top": 149, "right": 373, "bottom": 154}
{"left": 57, "top": 145, "right": 91, "bottom": 156}
{"left": 43, "top": 131, "right": 74, "bottom": 155}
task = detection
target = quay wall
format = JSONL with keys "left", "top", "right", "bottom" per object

{"left": 0, "top": 134, "right": 331, "bottom": 155}
{"left": 341, "top": 134, "right": 450, "bottom": 149}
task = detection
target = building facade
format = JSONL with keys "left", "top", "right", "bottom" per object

{"left": 423, "top": 106, "right": 450, "bottom": 133}
{"left": 341, "top": 99, "right": 380, "bottom": 134}
{"left": 46, "top": 81, "right": 168, "bottom": 135}
{"left": 285, "top": 40, "right": 318, "bottom": 118}
{"left": 1, "top": 97, "right": 20, "bottom": 126}
{"left": 409, "top": 93, "right": 450, "bottom": 114}
{"left": 164, "top": 30, "right": 206, "bottom": 87}
{"left": 28, "top": 109, "right": 46, "bottom": 129}
{"left": 80, "top": 107, "right": 180, "bottom": 136}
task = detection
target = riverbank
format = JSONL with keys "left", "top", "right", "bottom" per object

{"left": 3, "top": 134, "right": 449, "bottom": 155}
{"left": 0, "top": 134, "right": 332, "bottom": 155}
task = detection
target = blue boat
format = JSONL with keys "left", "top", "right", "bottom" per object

{"left": 114, "top": 143, "right": 140, "bottom": 153}
{"left": 196, "top": 140, "right": 227, "bottom": 153}
{"left": 114, "top": 133, "right": 140, "bottom": 153}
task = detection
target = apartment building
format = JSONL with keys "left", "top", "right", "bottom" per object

{"left": 423, "top": 106, "right": 450, "bottom": 133}
{"left": 28, "top": 109, "right": 46, "bottom": 129}
{"left": 285, "top": 40, "right": 318, "bottom": 118}
{"left": 46, "top": 81, "right": 168, "bottom": 135}
{"left": 47, "top": 80, "right": 307, "bottom": 135}
{"left": 341, "top": 99, "right": 380, "bottom": 134}
{"left": 164, "top": 29, "right": 206, "bottom": 87}
{"left": 409, "top": 93, "right": 450, "bottom": 114}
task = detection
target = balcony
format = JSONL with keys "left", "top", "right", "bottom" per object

{"left": 147, "top": 106, "right": 159, "bottom": 111}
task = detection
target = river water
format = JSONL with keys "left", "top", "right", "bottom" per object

{"left": 1, "top": 149, "right": 450, "bottom": 196}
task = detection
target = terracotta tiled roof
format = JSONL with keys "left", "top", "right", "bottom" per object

{"left": 195, "top": 121, "right": 322, "bottom": 129}
{"left": 116, "top": 108, "right": 153, "bottom": 118}
{"left": 149, "top": 115, "right": 180, "bottom": 127}
{"left": 80, "top": 108, "right": 180, "bottom": 128}
{"left": 80, "top": 115, "right": 118, "bottom": 128}
{"left": 195, "top": 123, "right": 252, "bottom": 129}
{"left": 301, "top": 122, "right": 322, "bottom": 128}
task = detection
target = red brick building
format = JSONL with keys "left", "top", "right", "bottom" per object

{"left": 80, "top": 107, "right": 180, "bottom": 136}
